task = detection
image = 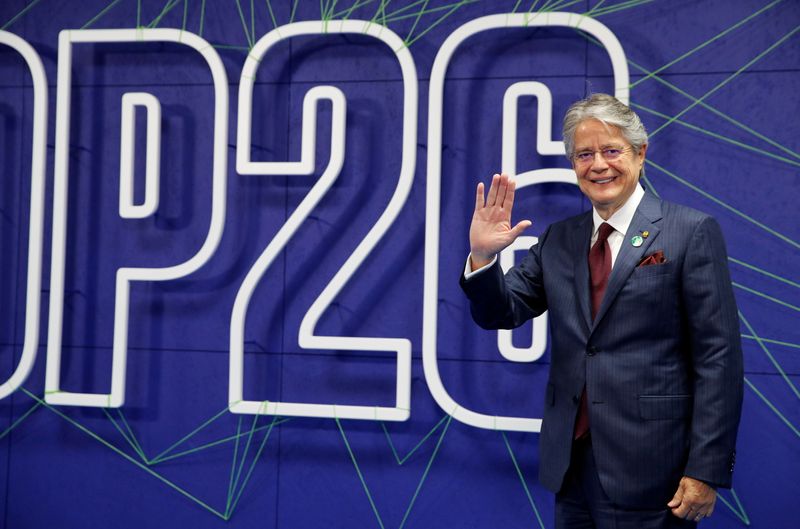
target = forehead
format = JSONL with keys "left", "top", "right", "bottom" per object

{"left": 573, "top": 119, "right": 629, "bottom": 148}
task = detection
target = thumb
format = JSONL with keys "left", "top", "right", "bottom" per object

{"left": 667, "top": 484, "right": 684, "bottom": 508}
{"left": 509, "top": 220, "right": 532, "bottom": 238}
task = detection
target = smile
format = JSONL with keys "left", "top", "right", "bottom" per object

{"left": 591, "top": 176, "right": 617, "bottom": 184}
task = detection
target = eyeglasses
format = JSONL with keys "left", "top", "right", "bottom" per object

{"left": 571, "top": 146, "right": 631, "bottom": 164}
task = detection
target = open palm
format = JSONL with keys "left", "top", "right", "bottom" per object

{"left": 469, "top": 173, "right": 532, "bottom": 269}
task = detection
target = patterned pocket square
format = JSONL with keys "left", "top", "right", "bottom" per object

{"left": 637, "top": 250, "right": 667, "bottom": 267}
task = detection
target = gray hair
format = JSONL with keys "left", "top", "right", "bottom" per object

{"left": 562, "top": 94, "right": 648, "bottom": 160}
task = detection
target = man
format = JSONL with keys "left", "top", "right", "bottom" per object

{"left": 460, "top": 94, "right": 743, "bottom": 528}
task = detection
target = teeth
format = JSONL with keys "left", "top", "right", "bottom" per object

{"left": 594, "top": 178, "right": 614, "bottom": 184}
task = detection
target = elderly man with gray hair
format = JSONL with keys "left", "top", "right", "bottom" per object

{"left": 461, "top": 94, "right": 743, "bottom": 528}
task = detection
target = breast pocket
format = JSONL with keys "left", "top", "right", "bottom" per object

{"left": 638, "top": 394, "right": 693, "bottom": 420}
{"left": 630, "top": 260, "right": 675, "bottom": 279}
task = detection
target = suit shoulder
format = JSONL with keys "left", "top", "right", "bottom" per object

{"left": 659, "top": 199, "right": 717, "bottom": 229}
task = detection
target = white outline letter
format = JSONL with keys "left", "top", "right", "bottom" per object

{"left": 119, "top": 92, "right": 161, "bottom": 219}
{"left": 0, "top": 31, "right": 47, "bottom": 400}
{"left": 230, "top": 20, "right": 417, "bottom": 421}
{"left": 423, "top": 13, "right": 629, "bottom": 432}
{"left": 45, "top": 29, "right": 229, "bottom": 408}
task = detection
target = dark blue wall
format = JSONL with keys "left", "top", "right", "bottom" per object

{"left": 0, "top": 1, "right": 798, "bottom": 528}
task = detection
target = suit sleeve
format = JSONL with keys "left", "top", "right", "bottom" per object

{"left": 681, "top": 216, "right": 744, "bottom": 488}
{"left": 459, "top": 226, "right": 551, "bottom": 330}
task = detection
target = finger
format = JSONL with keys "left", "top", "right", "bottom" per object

{"left": 497, "top": 173, "right": 510, "bottom": 208}
{"left": 486, "top": 174, "right": 500, "bottom": 206}
{"left": 502, "top": 178, "right": 517, "bottom": 211}
{"left": 671, "top": 504, "right": 691, "bottom": 519}
{"left": 667, "top": 487, "right": 684, "bottom": 508}
{"left": 510, "top": 220, "right": 532, "bottom": 239}
{"left": 475, "top": 182, "right": 485, "bottom": 210}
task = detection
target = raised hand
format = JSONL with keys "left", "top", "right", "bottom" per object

{"left": 469, "top": 173, "right": 532, "bottom": 270}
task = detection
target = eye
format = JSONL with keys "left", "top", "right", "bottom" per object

{"left": 603, "top": 148, "right": 622, "bottom": 158}
{"left": 575, "top": 151, "right": 594, "bottom": 162}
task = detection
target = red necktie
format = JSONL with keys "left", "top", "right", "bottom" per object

{"left": 574, "top": 222, "right": 615, "bottom": 440}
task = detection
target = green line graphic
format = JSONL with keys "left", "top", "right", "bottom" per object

{"left": 337, "top": 415, "right": 453, "bottom": 529}
{"left": 590, "top": 0, "right": 656, "bottom": 18}
{"left": 628, "top": 58, "right": 800, "bottom": 163}
{"left": 369, "top": 0, "right": 390, "bottom": 27}
{"left": 385, "top": 0, "right": 477, "bottom": 24}
{"left": 730, "top": 257, "right": 800, "bottom": 290}
{"left": 733, "top": 282, "right": 800, "bottom": 313}
{"left": 81, "top": 0, "right": 123, "bottom": 29}
{"left": 646, "top": 159, "right": 800, "bottom": 251}
{"left": 630, "top": 0, "right": 784, "bottom": 89}
{"left": 397, "top": 415, "right": 452, "bottom": 529}
{"left": 265, "top": 0, "right": 279, "bottom": 30}
{"left": 118, "top": 409, "right": 149, "bottom": 462}
{"left": 0, "top": 401, "right": 41, "bottom": 440}
{"left": 403, "top": 0, "right": 473, "bottom": 48}
{"left": 181, "top": 0, "right": 189, "bottom": 32}
{"left": 225, "top": 417, "right": 243, "bottom": 516}
{"left": 582, "top": 0, "right": 607, "bottom": 16}
{"left": 631, "top": 103, "right": 800, "bottom": 169}
{"left": 227, "top": 413, "right": 261, "bottom": 513}
{"left": 717, "top": 487, "right": 751, "bottom": 526}
{"left": 381, "top": 414, "right": 449, "bottom": 465}
{"left": 649, "top": 24, "right": 800, "bottom": 138}
{"left": 502, "top": 432, "right": 546, "bottom": 529}
{"left": 510, "top": 0, "right": 525, "bottom": 14}
{"left": 403, "top": 0, "right": 430, "bottom": 44}
{"left": 2, "top": 2, "right": 796, "bottom": 526}
{"left": 150, "top": 404, "right": 235, "bottom": 464}
{"left": 148, "top": 0, "right": 182, "bottom": 29}
{"left": 741, "top": 334, "right": 800, "bottom": 350}
{"left": 235, "top": 0, "right": 254, "bottom": 48}
{"left": 19, "top": 388, "right": 228, "bottom": 519}
{"left": 337, "top": 417, "right": 386, "bottom": 529}
{"left": 576, "top": 24, "right": 800, "bottom": 165}
{"left": 744, "top": 377, "right": 800, "bottom": 438}
{"left": 739, "top": 311, "right": 800, "bottom": 401}
{"left": 226, "top": 415, "right": 280, "bottom": 518}
{"left": 338, "top": 0, "right": 375, "bottom": 20}
{"left": 102, "top": 408, "right": 148, "bottom": 463}
{"left": 199, "top": 0, "right": 206, "bottom": 36}
{"left": 0, "top": 0, "right": 43, "bottom": 30}
{"left": 154, "top": 418, "right": 290, "bottom": 465}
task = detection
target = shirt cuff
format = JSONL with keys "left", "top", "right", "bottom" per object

{"left": 463, "top": 254, "right": 498, "bottom": 280}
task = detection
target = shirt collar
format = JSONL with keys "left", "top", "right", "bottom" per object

{"left": 592, "top": 183, "right": 645, "bottom": 237}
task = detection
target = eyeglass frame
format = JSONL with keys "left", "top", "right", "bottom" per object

{"left": 570, "top": 144, "right": 637, "bottom": 165}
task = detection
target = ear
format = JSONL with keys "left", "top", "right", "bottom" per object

{"left": 637, "top": 143, "right": 648, "bottom": 169}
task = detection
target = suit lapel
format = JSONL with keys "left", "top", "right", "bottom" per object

{"left": 573, "top": 212, "right": 594, "bottom": 331}
{"left": 591, "top": 192, "right": 663, "bottom": 331}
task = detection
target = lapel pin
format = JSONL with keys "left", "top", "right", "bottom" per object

{"left": 631, "top": 235, "right": 643, "bottom": 247}
{"left": 642, "top": 231, "right": 649, "bottom": 238}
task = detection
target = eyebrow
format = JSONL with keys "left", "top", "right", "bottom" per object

{"left": 575, "top": 143, "right": 627, "bottom": 151}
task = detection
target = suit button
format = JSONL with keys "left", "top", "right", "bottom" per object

{"left": 587, "top": 346, "right": 598, "bottom": 356}
{"left": 572, "top": 395, "right": 580, "bottom": 404}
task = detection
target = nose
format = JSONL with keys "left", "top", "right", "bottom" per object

{"left": 590, "top": 151, "right": 609, "bottom": 171}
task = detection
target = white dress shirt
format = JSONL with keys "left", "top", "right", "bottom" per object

{"left": 464, "top": 183, "right": 646, "bottom": 278}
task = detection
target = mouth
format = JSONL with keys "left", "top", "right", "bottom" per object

{"left": 590, "top": 176, "right": 617, "bottom": 185}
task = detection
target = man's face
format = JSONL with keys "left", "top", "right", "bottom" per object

{"left": 571, "top": 119, "right": 647, "bottom": 218}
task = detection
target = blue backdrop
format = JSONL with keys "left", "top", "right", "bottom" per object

{"left": 0, "top": 1, "right": 798, "bottom": 528}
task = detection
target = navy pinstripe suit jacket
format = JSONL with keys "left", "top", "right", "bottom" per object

{"left": 460, "top": 192, "right": 743, "bottom": 509}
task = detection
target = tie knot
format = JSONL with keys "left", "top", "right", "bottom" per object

{"left": 597, "top": 222, "right": 614, "bottom": 243}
